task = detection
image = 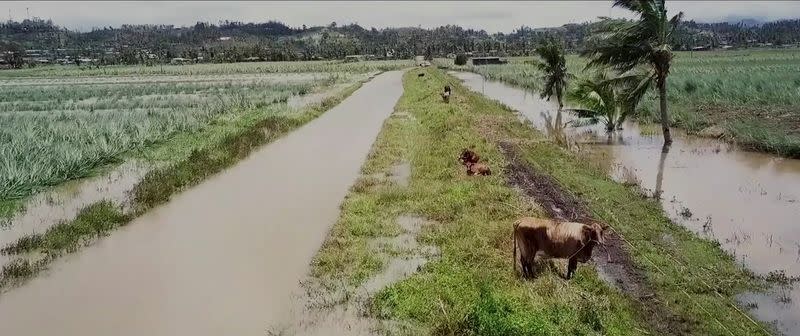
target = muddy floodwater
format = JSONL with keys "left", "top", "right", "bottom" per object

{"left": 454, "top": 71, "right": 800, "bottom": 335}
{"left": 0, "top": 71, "right": 403, "bottom": 335}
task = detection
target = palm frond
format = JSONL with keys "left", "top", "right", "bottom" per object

{"left": 565, "top": 118, "right": 600, "bottom": 128}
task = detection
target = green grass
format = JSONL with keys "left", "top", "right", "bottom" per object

{"left": 0, "top": 59, "right": 414, "bottom": 78}
{"left": 0, "top": 79, "right": 366, "bottom": 291}
{"left": 438, "top": 49, "right": 800, "bottom": 158}
{"left": 0, "top": 74, "right": 331, "bottom": 202}
{"left": 311, "top": 68, "right": 771, "bottom": 335}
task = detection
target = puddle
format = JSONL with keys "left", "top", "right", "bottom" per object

{"left": 274, "top": 215, "right": 439, "bottom": 335}
{"left": 0, "top": 161, "right": 151, "bottom": 268}
{"left": 0, "top": 71, "right": 404, "bottom": 335}
{"left": 454, "top": 71, "right": 800, "bottom": 335}
{"left": 738, "top": 289, "right": 800, "bottom": 334}
{"left": 388, "top": 162, "right": 411, "bottom": 187}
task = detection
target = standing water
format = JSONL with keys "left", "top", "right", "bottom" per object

{"left": 454, "top": 71, "right": 800, "bottom": 335}
{"left": 0, "top": 71, "right": 404, "bottom": 335}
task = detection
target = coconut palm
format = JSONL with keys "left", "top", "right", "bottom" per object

{"left": 582, "top": 0, "right": 684, "bottom": 146}
{"left": 565, "top": 70, "right": 647, "bottom": 132}
{"left": 533, "top": 41, "right": 571, "bottom": 110}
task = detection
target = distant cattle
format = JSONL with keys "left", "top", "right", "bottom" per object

{"left": 441, "top": 85, "right": 451, "bottom": 103}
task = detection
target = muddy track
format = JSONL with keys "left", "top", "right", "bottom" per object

{"left": 498, "top": 141, "right": 692, "bottom": 336}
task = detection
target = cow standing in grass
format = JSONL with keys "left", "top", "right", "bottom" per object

{"left": 513, "top": 217, "right": 605, "bottom": 279}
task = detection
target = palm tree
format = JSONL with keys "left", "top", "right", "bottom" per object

{"left": 533, "top": 41, "right": 570, "bottom": 110}
{"left": 565, "top": 71, "right": 630, "bottom": 132}
{"left": 582, "top": 0, "right": 684, "bottom": 146}
{"left": 534, "top": 41, "right": 572, "bottom": 145}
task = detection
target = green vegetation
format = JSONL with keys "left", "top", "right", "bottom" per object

{"left": 0, "top": 77, "right": 366, "bottom": 291}
{"left": 533, "top": 41, "right": 571, "bottom": 109}
{"left": 565, "top": 70, "right": 643, "bottom": 132}
{"left": 0, "top": 60, "right": 412, "bottom": 78}
{"left": 312, "top": 68, "right": 770, "bottom": 334}
{"left": 582, "top": 0, "right": 685, "bottom": 145}
{"left": 0, "top": 61, "right": 403, "bottom": 212}
{"left": 439, "top": 48, "right": 800, "bottom": 158}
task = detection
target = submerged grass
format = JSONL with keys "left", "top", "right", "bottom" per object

{"left": 312, "top": 68, "right": 771, "bottom": 335}
{"left": 0, "top": 79, "right": 367, "bottom": 292}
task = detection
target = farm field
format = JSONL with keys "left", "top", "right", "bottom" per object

{"left": 0, "top": 62, "right": 791, "bottom": 334}
{"left": 0, "top": 60, "right": 412, "bottom": 213}
{"left": 438, "top": 49, "right": 800, "bottom": 158}
{"left": 305, "top": 68, "right": 773, "bottom": 335}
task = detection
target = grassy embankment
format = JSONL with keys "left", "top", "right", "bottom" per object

{"left": 438, "top": 49, "right": 800, "bottom": 158}
{"left": 0, "top": 77, "right": 367, "bottom": 291}
{"left": 311, "top": 68, "right": 771, "bottom": 335}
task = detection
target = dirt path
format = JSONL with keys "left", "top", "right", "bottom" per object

{"left": 499, "top": 141, "right": 692, "bottom": 335}
{"left": 0, "top": 71, "right": 404, "bottom": 336}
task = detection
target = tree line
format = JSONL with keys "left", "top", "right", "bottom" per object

{"left": 2, "top": 16, "right": 800, "bottom": 67}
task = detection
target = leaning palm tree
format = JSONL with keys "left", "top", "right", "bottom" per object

{"left": 582, "top": 0, "right": 683, "bottom": 146}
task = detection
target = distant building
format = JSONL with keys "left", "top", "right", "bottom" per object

{"left": 471, "top": 57, "right": 508, "bottom": 65}
{"left": 219, "top": 36, "right": 232, "bottom": 41}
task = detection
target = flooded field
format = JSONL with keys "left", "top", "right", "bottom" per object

{"left": 0, "top": 71, "right": 403, "bottom": 335}
{"left": 454, "top": 71, "right": 800, "bottom": 335}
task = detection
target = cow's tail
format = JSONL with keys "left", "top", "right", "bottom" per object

{"left": 512, "top": 220, "right": 520, "bottom": 276}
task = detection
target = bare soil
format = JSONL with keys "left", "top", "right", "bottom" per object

{"left": 498, "top": 141, "right": 694, "bottom": 336}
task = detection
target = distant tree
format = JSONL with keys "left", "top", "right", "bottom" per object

{"left": 533, "top": 41, "right": 570, "bottom": 110}
{"left": 2, "top": 42, "right": 25, "bottom": 68}
{"left": 454, "top": 53, "right": 468, "bottom": 65}
{"left": 583, "top": 0, "right": 683, "bottom": 147}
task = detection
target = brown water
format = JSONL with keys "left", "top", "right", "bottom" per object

{"left": 0, "top": 161, "right": 151, "bottom": 267}
{"left": 454, "top": 71, "right": 800, "bottom": 335}
{"left": 0, "top": 71, "right": 404, "bottom": 335}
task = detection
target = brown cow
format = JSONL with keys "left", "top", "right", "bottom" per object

{"left": 459, "top": 148, "right": 480, "bottom": 166}
{"left": 513, "top": 217, "right": 604, "bottom": 279}
{"left": 441, "top": 85, "right": 452, "bottom": 103}
{"left": 465, "top": 161, "right": 491, "bottom": 176}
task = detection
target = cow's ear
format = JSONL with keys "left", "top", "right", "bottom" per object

{"left": 581, "top": 225, "right": 593, "bottom": 244}
{"left": 593, "top": 223, "right": 605, "bottom": 244}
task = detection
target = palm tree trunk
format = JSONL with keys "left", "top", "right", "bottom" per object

{"left": 654, "top": 145, "right": 669, "bottom": 199}
{"left": 658, "top": 79, "right": 673, "bottom": 146}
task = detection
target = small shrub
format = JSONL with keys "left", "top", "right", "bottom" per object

{"left": 455, "top": 54, "right": 468, "bottom": 66}
{"left": 683, "top": 80, "right": 698, "bottom": 94}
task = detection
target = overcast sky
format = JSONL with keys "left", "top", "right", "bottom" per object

{"left": 3, "top": 1, "right": 800, "bottom": 33}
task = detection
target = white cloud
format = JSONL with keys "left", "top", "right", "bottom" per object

{"left": 2, "top": 1, "right": 799, "bottom": 32}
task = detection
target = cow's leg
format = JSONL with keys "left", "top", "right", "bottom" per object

{"left": 567, "top": 257, "right": 578, "bottom": 279}
{"left": 526, "top": 248, "right": 538, "bottom": 278}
